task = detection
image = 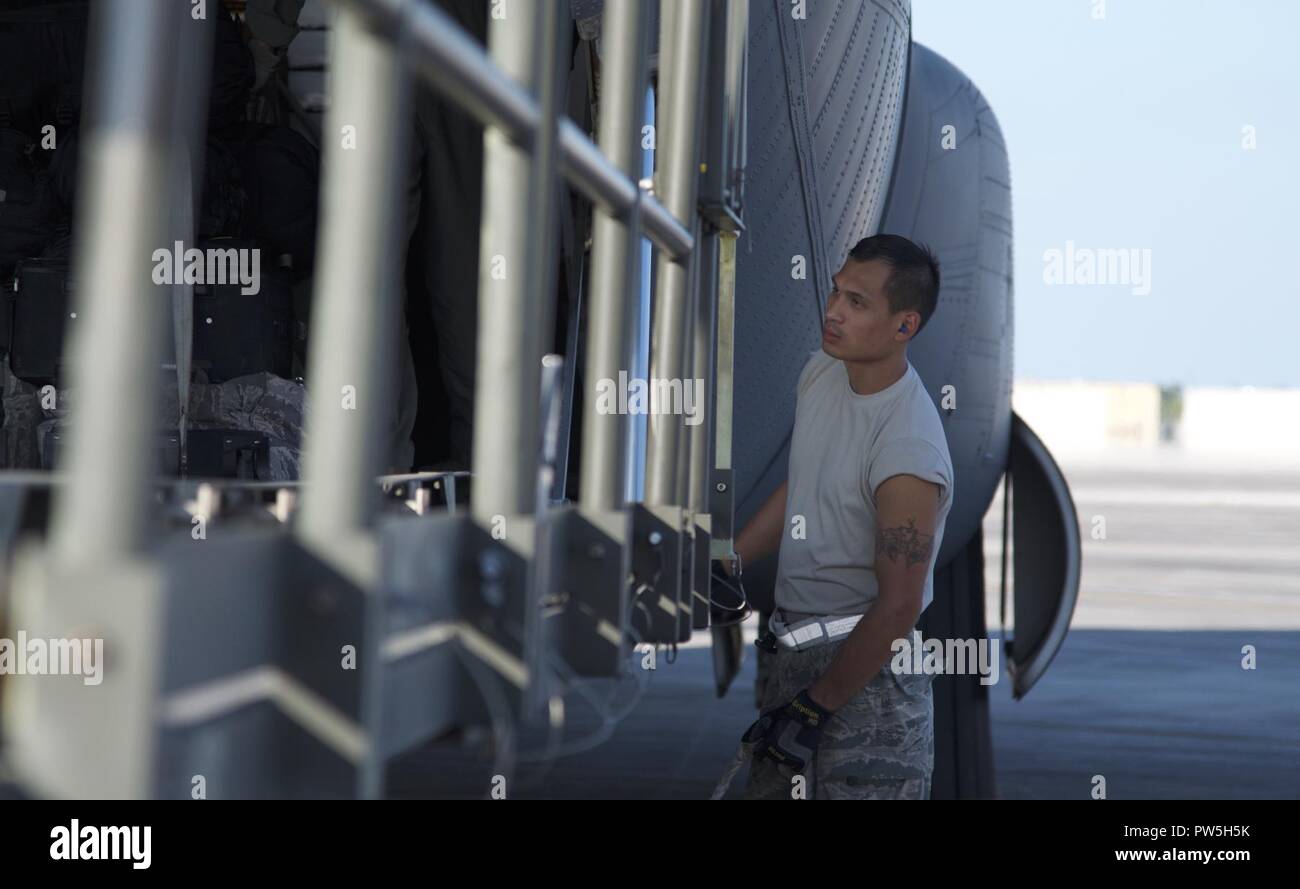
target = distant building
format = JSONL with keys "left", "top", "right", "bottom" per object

{"left": 1013, "top": 380, "right": 1161, "bottom": 452}
{"left": 1013, "top": 380, "right": 1300, "bottom": 463}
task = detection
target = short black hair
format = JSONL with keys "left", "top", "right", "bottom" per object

{"left": 847, "top": 234, "right": 941, "bottom": 333}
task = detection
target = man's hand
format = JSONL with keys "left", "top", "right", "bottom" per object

{"left": 743, "top": 689, "right": 835, "bottom": 773}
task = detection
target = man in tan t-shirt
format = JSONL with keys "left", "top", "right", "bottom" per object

{"left": 724, "top": 233, "right": 952, "bottom": 800}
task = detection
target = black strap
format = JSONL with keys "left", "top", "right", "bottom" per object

{"left": 999, "top": 469, "right": 1011, "bottom": 644}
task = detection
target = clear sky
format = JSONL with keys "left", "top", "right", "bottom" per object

{"left": 911, "top": 0, "right": 1300, "bottom": 388}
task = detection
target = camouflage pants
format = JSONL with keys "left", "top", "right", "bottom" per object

{"left": 745, "top": 639, "right": 934, "bottom": 800}
{"left": 1, "top": 357, "right": 308, "bottom": 479}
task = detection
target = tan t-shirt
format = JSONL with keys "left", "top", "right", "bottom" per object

{"left": 774, "top": 348, "right": 954, "bottom": 616}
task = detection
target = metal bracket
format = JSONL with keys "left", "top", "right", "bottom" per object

{"left": 5, "top": 532, "right": 384, "bottom": 799}
{"left": 691, "top": 514, "right": 712, "bottom": 630}
{"left": 379, "top": 470, "right": 472, "bottom": 516}
{"left": 677, "top": 513, "right": 695, "bottom": 642}
{"left": 154, "top": 533, "right": 382, "bottom": 798}
{"left": 709, "top": 468, "right": 735, "bottom": 556}
{"left": 547, "top": 505, "right": 632, "bottom": 677}
{"left": 374, "top": 519, "right": 466, "bottom": 757}
{"left": 629, "top": 503, "right": 683, "bottom": 645}
{"left": 376, "top": 511, "right": 535, "bottom": 758}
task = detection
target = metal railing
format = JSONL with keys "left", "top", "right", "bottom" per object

{"left": 2, "top": 0, "right": 748, "bottom": 798}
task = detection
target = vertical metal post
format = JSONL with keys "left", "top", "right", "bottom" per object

{"left": 676, "top": 241, "right": 701, "bottom": 506}
{"left": 626, "top": 84, "right": 656, "bottom": 505}
{"left": 171, "top": 148, "right": 194, "bottom": 477}
{"left": 13, "top": 0, "right": 202, "bottom": 799}
{"left": 708, "top": 0, "right": 748, "bottom": 555}
{"left": 712, "top": 231, "right": 739, "bottom": 542}
{"left": 297, "top": 3, "right": 410, "bottom": 555}
{"left": 170, "top": 11, "right": 216, "bottom": 478}
{"left": 48, "top": 0, "right": 194, "bottom": 568}
{"left": 580, "top": 0, "right": 651, "bottom": 512}
{"left": 688, "top": 231, "right": 719, "bottom": 513}
{"left": 645, "top": 0, "right": 709, "bottom": 507}
{"left": 726, "top": 0, "right": 749, "bottom": 208}
{"left": 690, "top": 0, "right": 743, "bottom": 517}
{"left": 471, "top": 0, "right": 565, "bottom": 524}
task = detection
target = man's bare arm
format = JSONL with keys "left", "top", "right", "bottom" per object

{"left": 723, "top": 480, "right": 787, "bottom": 576}
{"left": 807, "top": 474, "right": 940, "bottom": 711}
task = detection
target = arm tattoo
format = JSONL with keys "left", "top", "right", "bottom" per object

{"left": 875, "top": 517, "right": 934, "bottom": 568}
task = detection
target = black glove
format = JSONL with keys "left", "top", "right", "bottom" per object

{"left": 743, "top": 688, "right": 834, "bottom": 773}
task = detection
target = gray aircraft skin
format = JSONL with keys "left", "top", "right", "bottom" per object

{"left": 0, "top": 0, "right": 1080, "bottom": 799}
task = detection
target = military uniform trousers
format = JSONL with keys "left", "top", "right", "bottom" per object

{"left": 745, "top": 637, "right": 935, "bottom": 800}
